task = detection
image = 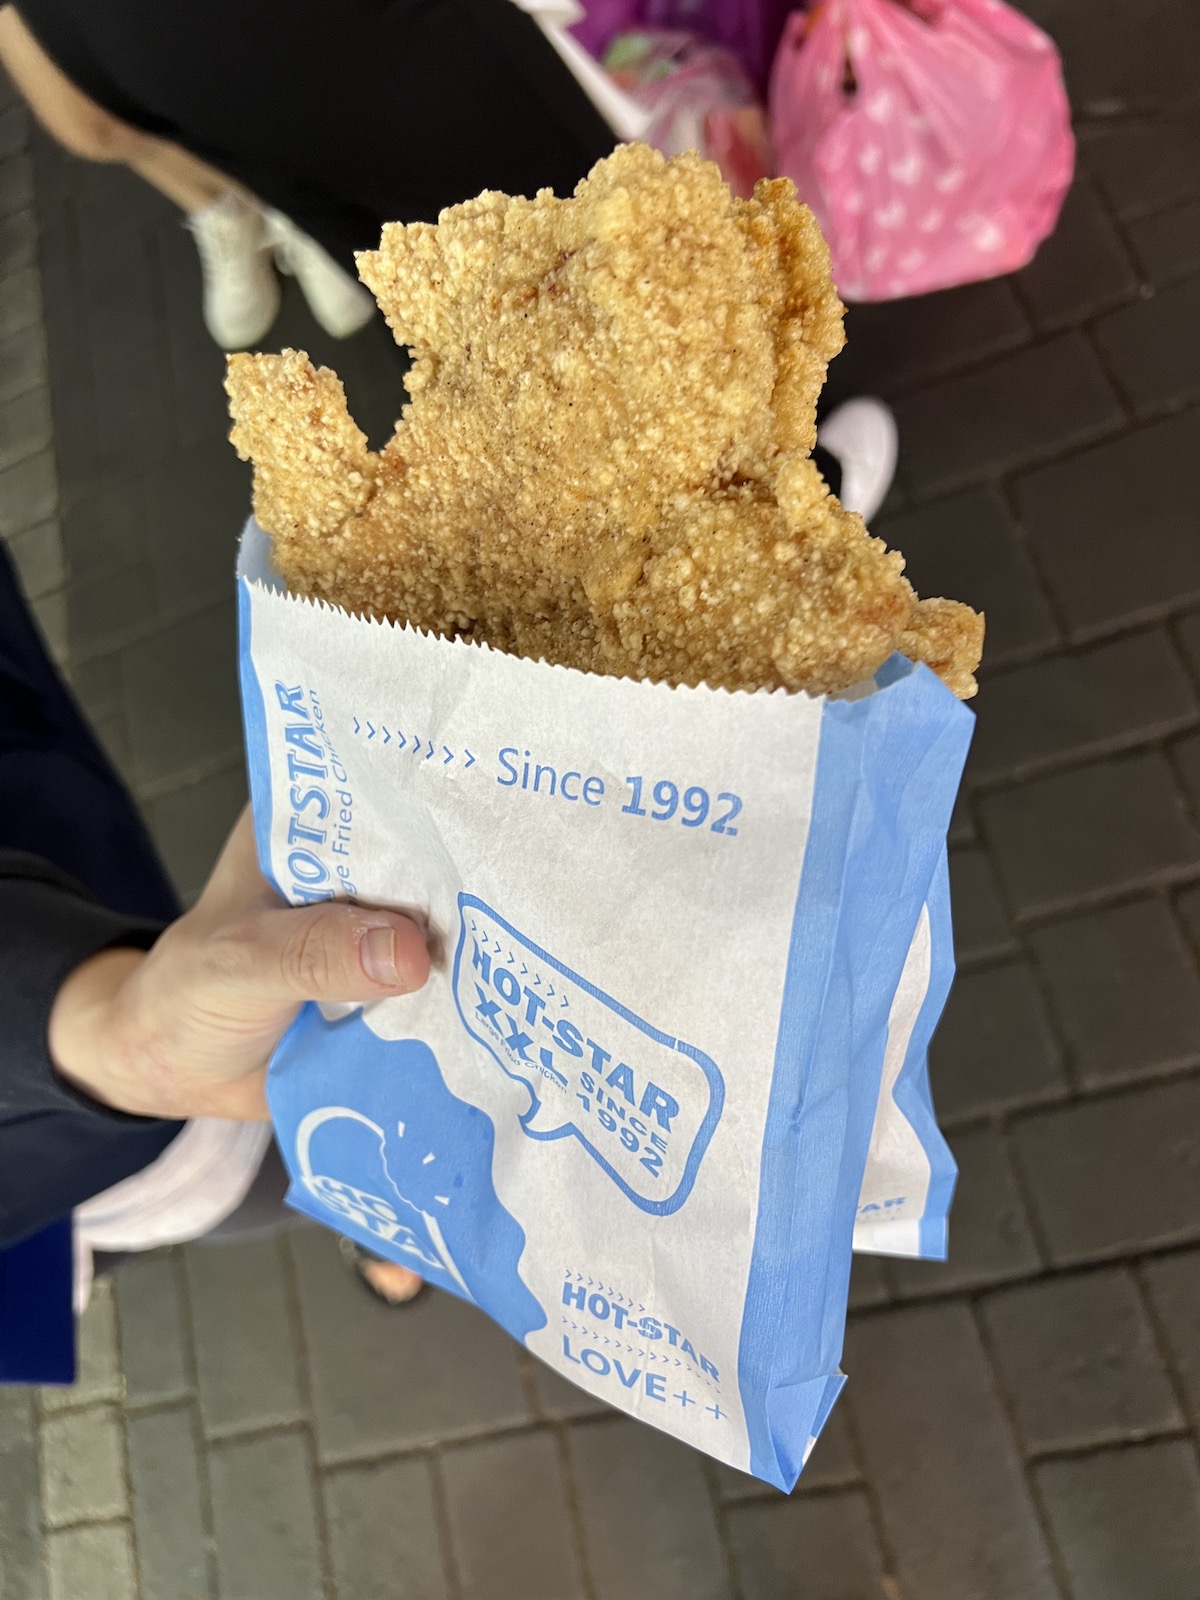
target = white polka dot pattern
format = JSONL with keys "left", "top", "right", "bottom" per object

{"left": 769, "top": 0, "right": 1075, "bottom": 302}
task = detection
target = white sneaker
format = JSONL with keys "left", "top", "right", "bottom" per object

{"left": 265, "top": 210, "right": 376, "bottom": 339}
{"left": 186, "top": 194, "right": 281, "bottom": 351}
{"left": 817, "top": 398, "right": 899, "bottom": 524}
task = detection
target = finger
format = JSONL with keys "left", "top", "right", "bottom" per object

{"left": 212, "top": 900, "right": 432, "bottom": 1009}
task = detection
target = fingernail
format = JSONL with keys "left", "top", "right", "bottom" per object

{"left": 361, "top": 926, "right": 400, "bottom": 987}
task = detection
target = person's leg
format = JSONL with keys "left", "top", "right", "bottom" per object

{"left": 0, "top": 7, "right": 284, "bottom": 347}
{"left": 125, "top": 135, "right": 235, "bottom": 215}
{"left": 0, "top": 5, "right": 222, "bottom": 208}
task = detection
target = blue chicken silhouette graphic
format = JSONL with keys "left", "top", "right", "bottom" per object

{"left": 272, "top": 1007, "right": 545, "bottom": 1341}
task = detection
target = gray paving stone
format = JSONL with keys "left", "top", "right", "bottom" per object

{"left": 1014, "top": 1077, "right": 1200, "bottom": 1263}
{"left": 1094, "top": 272, "right": 1200, "bottom": 415}
{"left": 980, "top": 752, "right": 1200, "bottom": 918}
{"left": 126, "top": 1406, "right": 212, "bottom": 1600}
{"left": 1142, "top": 1250, "right": 1200, "bottom": 1422}
{"left": 969, "top": 631, "right": 1197, "bottom": 780}
{"left": 891, "top": 1124, "right": 1040, "bottom": 1297}
{"left": 89, "top": 709, "right": 131, "bottom": 771}
{"left": 40, "top": 1279, "right": 121, "bottom": 1412}
{"left": 39, "top": 1406, "right": 128, "bottom": 1528}
{"left": 1018, "top": 180, "right": 1138, "bottom": 329}
{"left": 184, "top": 1234, "right": 303, "bottom": 1437}
{"left": 1037, "top": 1441, "right": 1200, "bottom": 1600}
{"left": 79, "top": 246, "right": 163, "bottom": 359}
{"left": 1174, "top": 730, "right": 1200, "bottom": 812}
{"left": 877, "top": 488, "right": 1059, "bottom": 664}
{"left": 442, "top": 1431, "right": 586, "bottom": 1600}
{"left": 715, "top": 1395, "right": 858, "bottom": 1501}
{"left": 0, "top": 383, "right": 52, "bottom": 471}
{"left": 1177, "top": 883, "right": 1200, "bottom": 950}
{"left": 1032, "top": 0, "right": 1200, "bottom": 113}
{"left": 147, "top": 762, "right": 248, "bottom": 901}
{"left": 6, "top": 517, "right": 65, "bottom": 600}
{"left": 0, "top": 205, "right": 37, "bottom": 277}
{"left": 845, "top": 1302, "right": 1057, "bottom": 1600}
{"left": 37, "top": 259, "right": 99, "bottom": 500}
{"left": 69, "top": 160, "right": 161, "bottom": 242}
{"left": 89, "top": 333, "right": 174, "bottom": 473}
{"left": 1177, "top": 610, "right": 1200, "bottom": 679}
{"left": 208, "top": 1432, "right": 325, "bottom": 1600}
{"left": 0, "top": 103, "right": 26, "bottom": 161}
{"left": 930, "top": 959, "right": 1066, "bottom": 1120}
{"left": 568, "top": 1418, "right": 733, "bottom": 1600}
{"left": 166, "top": 330, "right": 230, "bottom": 454}
{"left": 114, "top": 1250, "right": 192, "bottom": 1407}
{"left": 981, "top": 1267, "right": 1183, "bottom": 1452}
{"left": 728, "top": 1490, "right": 889, "bottom": 1600}
{"left": 45, "top": 1523, "right": 137, "bottom": 1600}
{"left": 71, "top": 160, "right": 177, "bottom": 259}
{"left": 949, "top": 845, "right": 1017, "bottom": 961}
{"left": 0, "top": 152, "right": 34, "bottom": 219}
{"left": 32, "top": 587, "right": 67, "bottom": 665}
{"left": 0, "top": 263, "right": 38, "bottom": 339}
{"left": 0, "top": 446, "right": 56, "bottom": 536}
{"left": 26, "top": 122, "right": 77, "bottom": 221}
{"left": 290, "top": 1226, "right": 529, "bottom": 1462}
{"left": 1016, "top": 407, "right": 1200, "bottom": 635}
{"left": 143, "top": 434, "right": 251, "bottom": 617}
{"left": 324, "top": 1457, "right": 449, "bottom": 1600}
{"left": 948, "top": 784, "right": 975, "bottom": 846}
{"left": 828, "top": 277, "right": 1030, "bottom": 400}
{"left": 0, "top": 1387, "right": 47, "bottom": 1600}
{"left": 69, "top": 645, "right": 122, "bottom": 724}
{"left": 121, "top": 601, "right": 242, "bottom": 790}
{"left": 27, "top": 127, "right": 73, "bottom": 225}
{"left": 892, "top": 333, "right": 1122, "bottom": 497}
{"left": 530, "top": 1353, "right": 613, "bottom": 1421}
{"left": 0, "top": 322, "right": 44, "bottom": 404}
{"left": 59, "top": 479, "right": 147, "bottom": 590}
{"left": 1129, "top": 198, "right": 1200, "bottom": 285}
{"left": 1030, "top": 899, "right": 1200, "bottom": 1087}
{"left": 1086, "top": 109, "right": 1200, "bottom": 220}
{"left": 66, "top": 561, "right": 156, "bottom": 664}
{"left": 154, "top": 223, "right": 226, "bottom": 452}
{"left": 847, "top": 1253, "right": 893, "bottom": 1310}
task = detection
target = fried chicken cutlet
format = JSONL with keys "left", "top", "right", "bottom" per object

{"left": 227, "top": 144, "right": 983, "bottom": 698}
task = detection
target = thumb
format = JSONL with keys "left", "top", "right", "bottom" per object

{"left": 219, "top": 900, "right": 432, "bottom": 1009}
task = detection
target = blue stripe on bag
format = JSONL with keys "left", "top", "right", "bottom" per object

{"left": 738, "top": 659, "right": 973, "bottom": 1490}
{"left": 238, "top": 576, "right": 281, "bottom": 896}
{"left": 895, "top": 849, "right": 958, "bottom": 1262}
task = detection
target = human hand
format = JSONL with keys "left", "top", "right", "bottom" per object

{"left": 48, "top": 808, "right": 430, "bottom": 1121}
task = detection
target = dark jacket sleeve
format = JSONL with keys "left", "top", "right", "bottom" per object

{"left": 0, "top": 849, "right": 183, "bottom": 1250}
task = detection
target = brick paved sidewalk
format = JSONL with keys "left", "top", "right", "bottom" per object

{"left": 2, "top": 1, "right": 1200, "bottom": 1595}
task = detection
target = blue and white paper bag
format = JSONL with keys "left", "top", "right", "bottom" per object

{"left": 237, "top": 520, "right": 972, "bottom": 1489}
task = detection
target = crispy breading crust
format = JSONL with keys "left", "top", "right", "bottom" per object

{"left": 227, "top": 144, "right": 983, "bottom": 697}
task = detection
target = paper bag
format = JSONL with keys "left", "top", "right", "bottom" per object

{"left": 237, "top": 520, "right": 971, "bottom": 1489}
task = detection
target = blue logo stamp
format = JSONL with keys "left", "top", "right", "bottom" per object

{"left": 452, "top": 895, "right": 724, "bottom": 1214}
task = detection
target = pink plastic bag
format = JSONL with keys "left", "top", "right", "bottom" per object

{"left": 769, "top": 0, "right": 1075, "bottom": 301}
